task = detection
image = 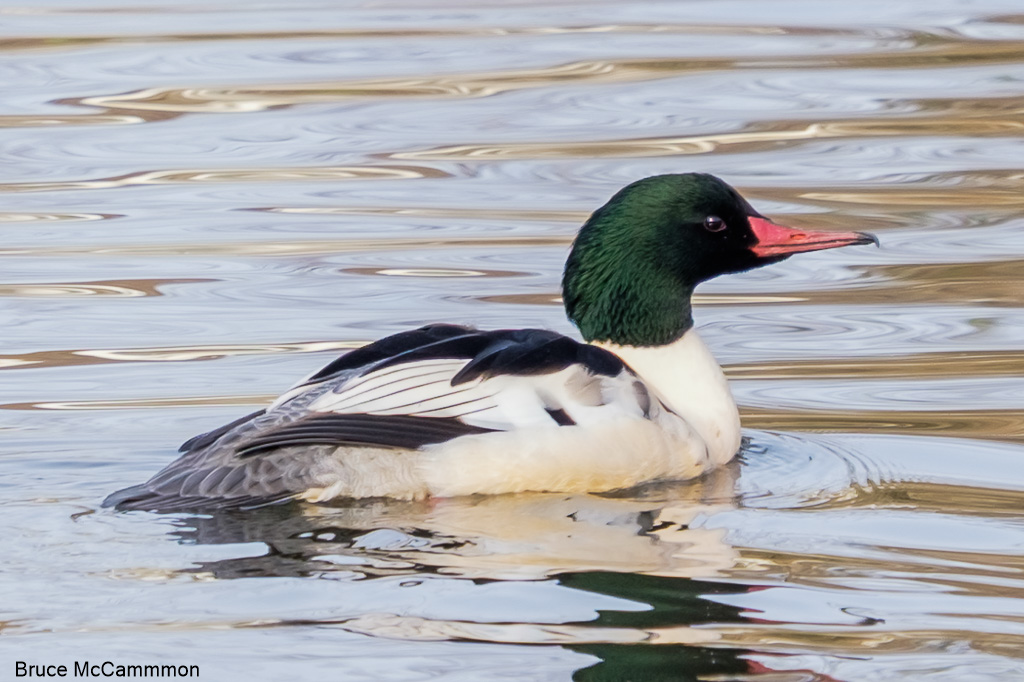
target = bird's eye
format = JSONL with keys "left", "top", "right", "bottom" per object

{"left": 704, "top": 215, "right": 726, "bottom": 232}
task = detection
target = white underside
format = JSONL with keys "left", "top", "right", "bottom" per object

{"left": 299, "top": 414, "right": 708, "bottom": 502}
{"left": 421, "top": 414, "right": 708, "bottom": 497}
{"left": 297, "top": 329, "right": 741, "bottom": 502}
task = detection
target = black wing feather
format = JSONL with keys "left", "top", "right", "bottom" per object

{"left": 235, "top": 413, "right": 496, "bottom": 457}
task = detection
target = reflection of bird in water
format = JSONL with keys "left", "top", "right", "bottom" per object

{"left": 174, "top": 461, "right": 740, "bottom": 582}
{"left": 163, "top": 465, "right": 762, "bottom": 681}
{"left": 161, "top": 455, "right": 865, "bottom": 682}
{"left": 105, "top": 174, "right": 875, "bottom": 511}
{"left": 564, "top": 572, "right": 755, "bottom": 682}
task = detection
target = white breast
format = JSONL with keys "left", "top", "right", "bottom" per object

{"left": 593, "top": 330, "right": 741, "bottom": 466}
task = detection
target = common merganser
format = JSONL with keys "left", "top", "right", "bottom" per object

{"left": 104, "top": 173, "right": 876, "bottom": 512}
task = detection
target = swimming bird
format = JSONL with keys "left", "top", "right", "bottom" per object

{"left": 104, "top": 173, "right": 876, "bottom": 512}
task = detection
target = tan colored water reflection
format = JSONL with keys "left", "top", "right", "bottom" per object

{"left": 281, "top": 614, "right": 1024, "bottom": 655}
{"left": 0, "top": 235, "right": 568, "bottom": 257}
{"left": 0, "top": 165, "right": 446, "bottom": 193}
{"left": 754, "top": 170, "right": 1024, "bottom": 208}
{"left": 344, "top": 266, "right": 528, "bottom": 278}
{"left": 0, "top": 340, "right": 361, "bottom": 372}
{"left": 391, "top": 86, "right": 1024, "bottom": 161}
{"left": 805, "top": 480, "right": 1024, "bottom": 518}
{"left": 5, "top": 33, "right": 1016, "bottom": 133}
{"left": 2, "top": 395, "right": 273, "bottom": 411}
{"left": 255, "top": 205, "right": 586, "bottom": 223}
{"left": 0, "top": 212, "right": 120, "bottom": 222}
{"left": 0, "top": 23, "right": 840, "bottom": 55}
{"left": 743, "top": 407, "right": 1024, "bottom": 443}
{"left": 730, "top": 350, "right": 1024, "bottom": 380}
{"left": 390, "top": 104, "right": 1024, "bottom": 162}
{"left": 0, "top": 278, "right": 208, "bottom": 298}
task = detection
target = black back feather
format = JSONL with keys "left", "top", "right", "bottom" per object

{"left": 304, "top": 324, "right": 623, "bottom": 388}
{"left": 302, "top": 323, "right": 473, "bottom": 385}
{"left": 450, "top": 330, "right": 623, "bottom": 385}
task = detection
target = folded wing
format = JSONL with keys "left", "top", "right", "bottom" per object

{"left": 104, "top": 325, "right": 660, "bottom": 511}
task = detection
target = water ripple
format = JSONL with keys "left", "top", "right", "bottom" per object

{"left": 727, "top": 349, "right": 1024, "bottom": 380}
{"left": 0, "top": 278, "right": 208, "bottom": 298}
{"left": 0, "top": 36, "right": 1009, "bottom": 133}
{"left": 0, "top": 165, "right": 448, "bottom": 194}
{"left": 0, "top": 340, "right": 363, "bottom": 373}
{"left": 0, "top": 235, "right": 568, "bottom": 257}
{"left": 0, "top": 212, "right": 120, "bottom": 223}
{"left": 743, "top": 407, "right": 1024, "bottom": 443}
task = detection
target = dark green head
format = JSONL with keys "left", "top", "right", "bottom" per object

{"left": 562, "top": 173, "right": 876, "bottom": 347}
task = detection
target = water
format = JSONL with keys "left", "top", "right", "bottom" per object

{"left": 2, "top": 1, "right": 1024, "bottom": 679}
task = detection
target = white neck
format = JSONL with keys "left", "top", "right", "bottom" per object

{"left": 593, "top": 330, "right": 741, "bottom": 465}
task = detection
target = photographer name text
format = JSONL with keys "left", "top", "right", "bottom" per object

{"left": 16, "top": 661, "right": 199, "bottom": 679}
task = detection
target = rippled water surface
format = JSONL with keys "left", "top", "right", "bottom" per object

{"left": 3, "top": 1, "right": 1024, "bottom": 679}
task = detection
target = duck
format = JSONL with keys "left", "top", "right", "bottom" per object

{"left": 104, "top": 173, "right": 876, "bottom": 512}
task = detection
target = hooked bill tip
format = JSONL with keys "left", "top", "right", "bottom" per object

{"left": 854, "top": 231, "right": 880, "bottom": 248}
